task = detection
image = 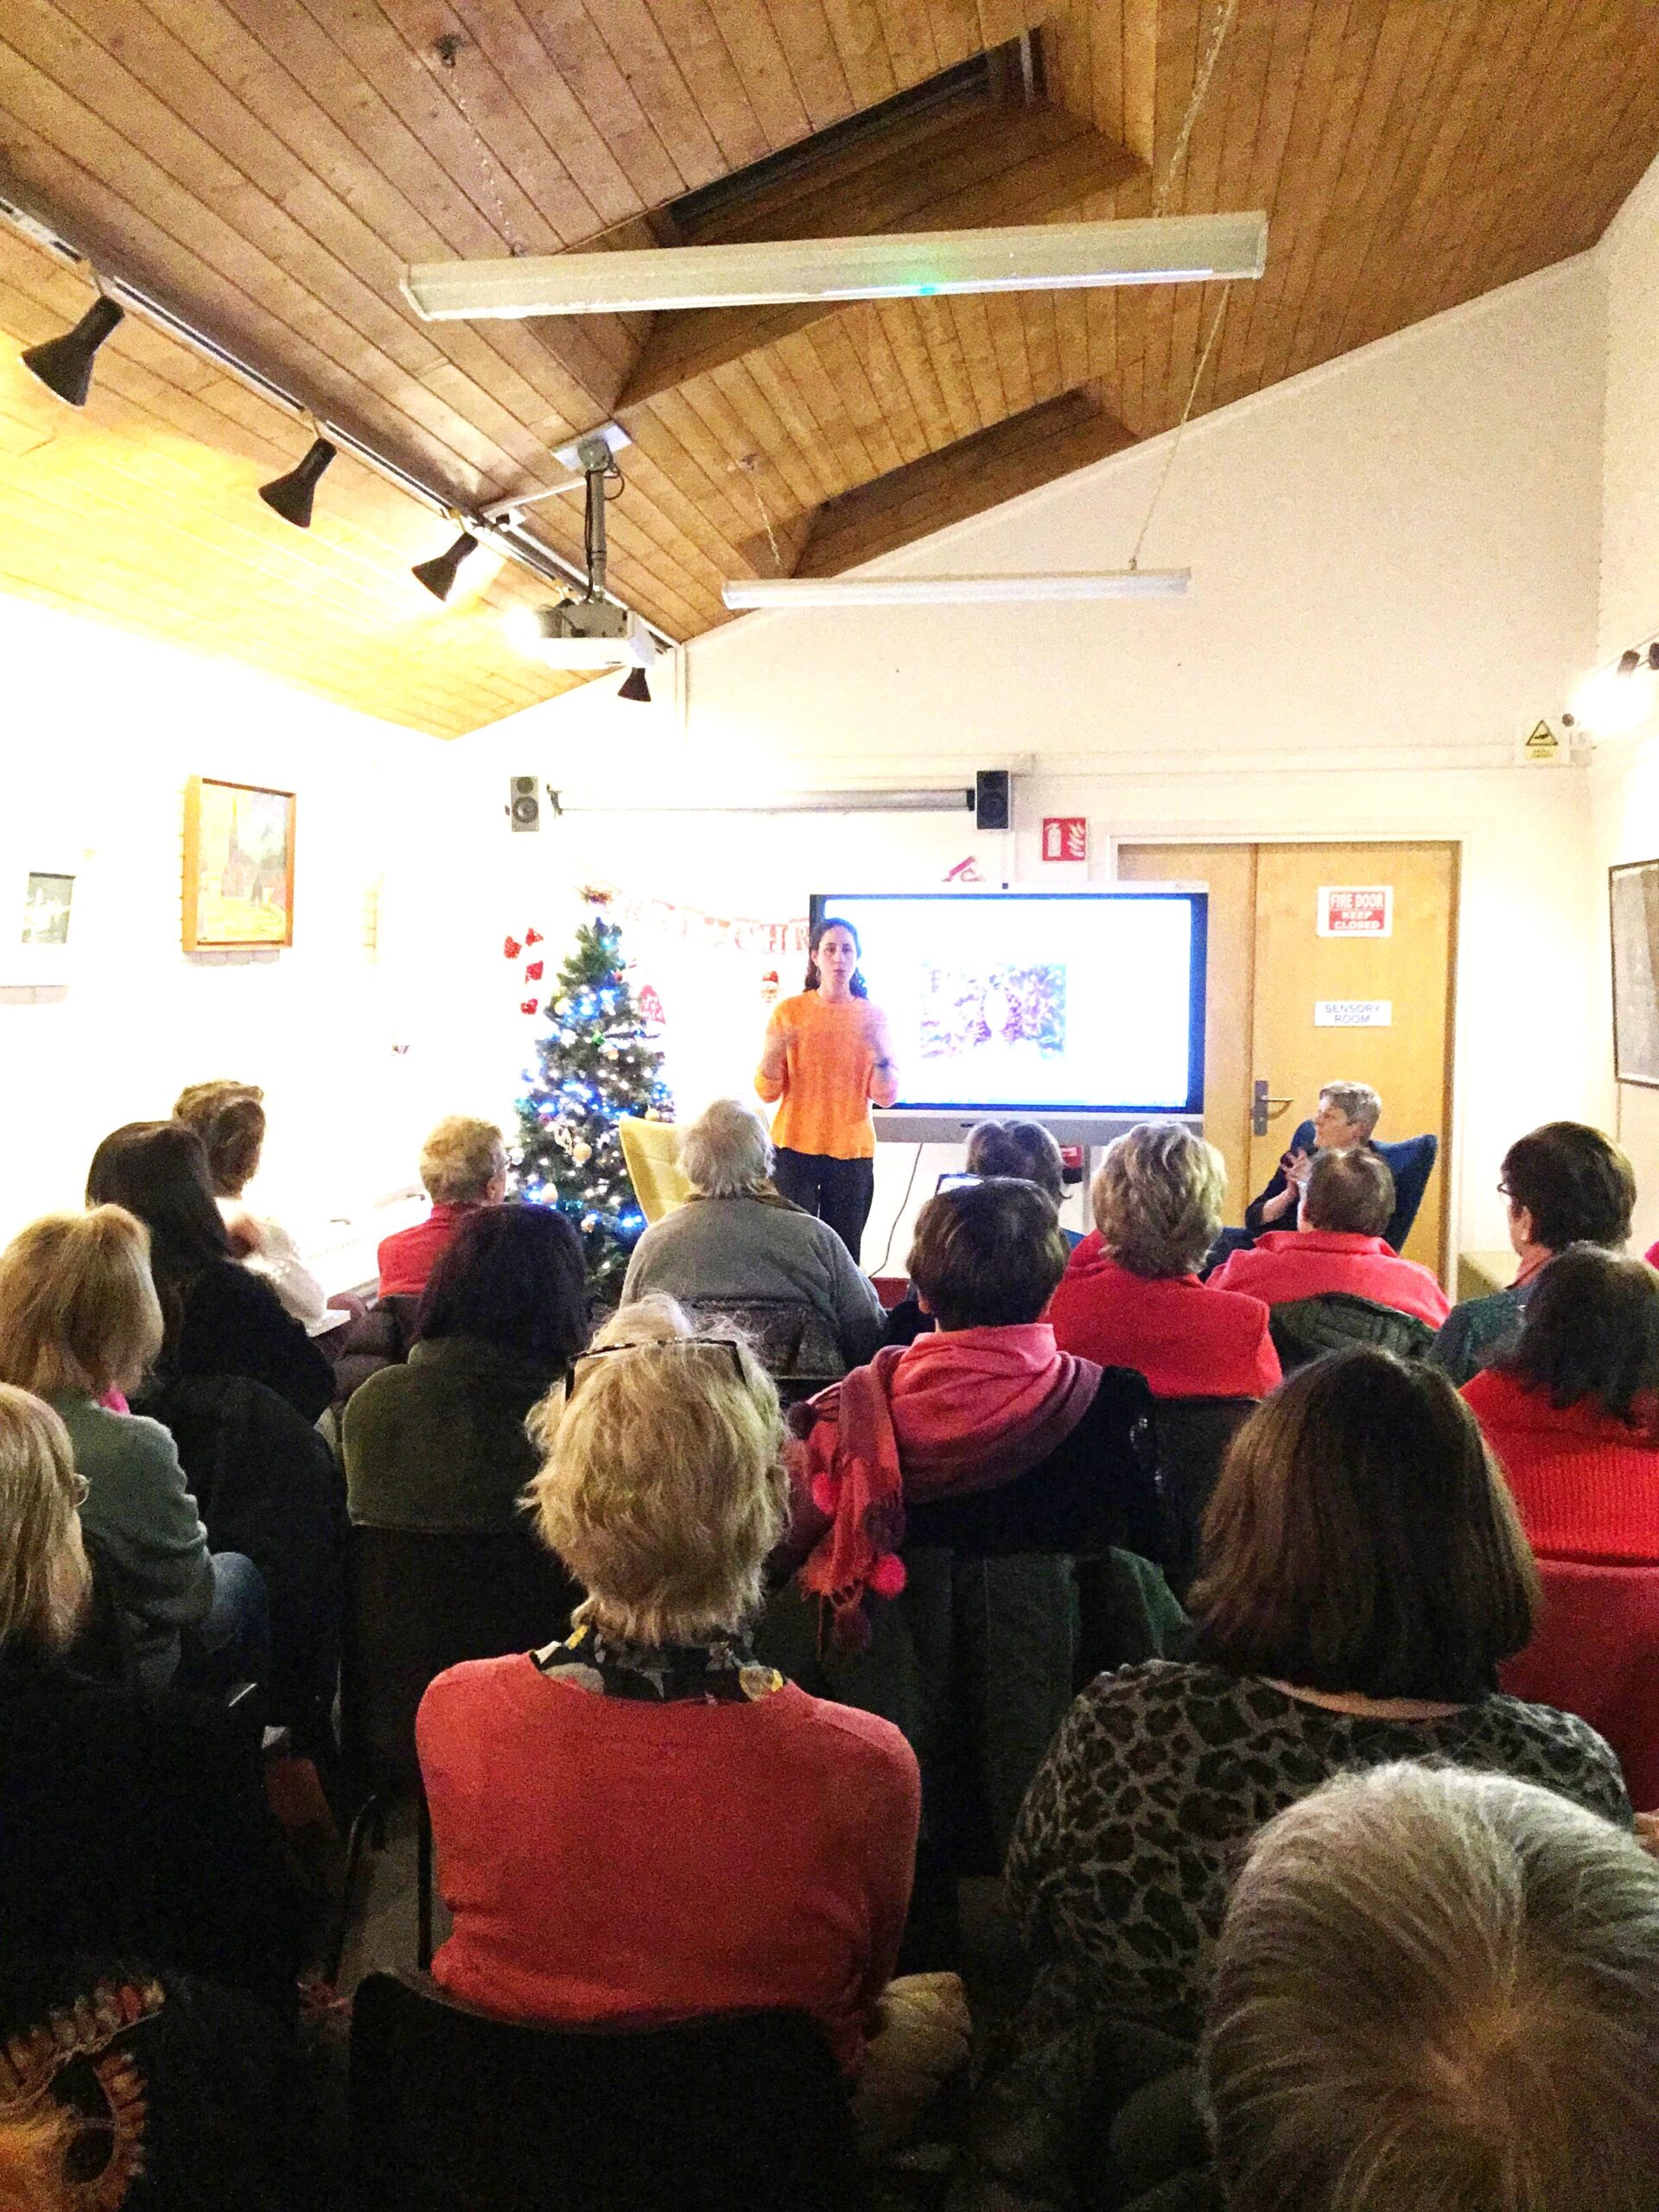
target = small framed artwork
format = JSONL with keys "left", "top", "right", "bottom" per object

{"left": 1610, "top": 859, "right": 1659, "bottom": 1086}
{"left": 182, "top": 777, "right": 295, "bottom": 951}
{"left": 3, "top": 863, "right": 76, "bottom": 984}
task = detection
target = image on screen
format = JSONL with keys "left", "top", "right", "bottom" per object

{"left": 811, "top": 891, "right": 1205, "bottom": 1116}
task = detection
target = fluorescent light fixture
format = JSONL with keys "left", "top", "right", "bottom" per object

{"left": 722, "top": 570, "right": 1190, "bottom": 610}
{"left": 548, "top": 788, "right": 975, "bottom": 815}
{"left": 403, "top": 212, "right": 1268, "bottom": 321}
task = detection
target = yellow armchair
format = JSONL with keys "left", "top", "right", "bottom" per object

{"left": 618, "top": 1116, "right": 690, "bottom": 1224}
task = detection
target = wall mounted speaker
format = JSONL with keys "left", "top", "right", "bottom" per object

{"left": 975, "top": 769, "right": 1011, "bottom": 831}
{"left": 509, "top": 775, "right": 540, "bottom": 832}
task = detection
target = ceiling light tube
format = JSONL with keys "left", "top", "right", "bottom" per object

{"left": 722, "top": 570, "right": 1190, "bottom": 610}
{"left": 547, "top": 788, "right": 975, "bottom": 814}
{"left": 403, "top": 211, "right": 1268, "bottom": 321}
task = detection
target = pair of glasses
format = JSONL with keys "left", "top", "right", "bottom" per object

{"left": 68, "top": 1471, "right": 90, "bottom": 1507}
{"left": 568, "top": 1334, "right": 747, "bottom": 1390}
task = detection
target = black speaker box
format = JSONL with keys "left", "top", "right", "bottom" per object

{"left": 509, "top": 775, "right": 540, "bottom": 833}
{"left": 975, "top": 769, "right": 1011, "bottom": 831}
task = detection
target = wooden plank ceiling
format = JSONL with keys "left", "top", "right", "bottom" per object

{"left": 1, "top": 0, "right": 1656, "bottom": 737}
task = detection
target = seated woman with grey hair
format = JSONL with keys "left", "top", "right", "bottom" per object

{"left": 620, "top": 1097, "right": 884, "bottom": 1371}
{"left": 1200, "top": 1763, "right": 1659, "bottom": 2212}
{"left": 1047, "top": 1123, "right": 1280, "bottom": 1398}
{"left": 415, "top": 1299, "right": 926, "bottom": 2084}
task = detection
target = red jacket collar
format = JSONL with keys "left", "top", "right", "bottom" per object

{"left": 1253, "top": 1230, "right": 1394, "bottom": 1258}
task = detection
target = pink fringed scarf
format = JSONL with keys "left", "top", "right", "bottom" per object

{"left": 793, "top": 1325, "right": 1100, "bottom": 1649}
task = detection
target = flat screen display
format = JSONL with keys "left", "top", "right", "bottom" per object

{"left": 810, "top": 890, "right": 1206, "bottom": 1116}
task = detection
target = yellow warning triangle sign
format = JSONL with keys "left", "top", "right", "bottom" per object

{"left": 1522, "top": 720, "right": 1560, "bottom": 760}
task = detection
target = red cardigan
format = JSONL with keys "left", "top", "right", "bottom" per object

{"left": 377, "top": 1202, "right": 477, "bottom": 1299}
{"left": 1464, "top": 1369, "right": 1659, "bottom": 1561}
{"left": 416, "top": 1655, "right": 920, "bottom": 2078}
{"left": 1046, "top": 1238, "right": 1281, "bottom": 1399}
{"left": 1207, "top": 1230, "right": 1450, "bottom": 1328}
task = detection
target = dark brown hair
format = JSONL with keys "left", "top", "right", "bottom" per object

{"left": 1502, "top": 1122, "right": 1634, "bottom": 1252}
{"left": 1501, "top": 1244, "right": 1659, "bottom": 1426}
{"left": 907, "top": 1178, "right": 1069, "bottom": 1330}
{"left": 173, "top": 1080, "right": 267, "bottom": 1198}
{"left": 1191, "top": 1346, "right": 1538, "bottom": 1701}
{"left": 416, "top": 1204, "right": 588, "bottom": 1367}
{"left": 802, "top": 915, "right": 868, "bottom": 999}
{"left": 965, "top": 1119, "right": 1065, "bottom": 1205}
{"left": 86, "top": 1122, "right": 231, "bottom": 1296}
{"left": 1302, "top": 1146, "right": 1395, "bottom": 1236}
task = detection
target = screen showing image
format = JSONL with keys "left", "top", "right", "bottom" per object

{"left": 812, "top": 891, "right": 1205, "bottom": 1115}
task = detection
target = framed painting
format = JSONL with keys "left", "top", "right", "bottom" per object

{"left": 1, "top": 861, "right": 77, "bottom": 984}
{"left": 182, "top": 777, "right": 295, "bottom": 950}
{"left": 1610, "top": 859, "right": 1659, "bottom": 1087}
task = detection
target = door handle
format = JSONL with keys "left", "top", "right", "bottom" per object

{"left": 1252, "top": 1079, "right": 1294, "bottom": 1139}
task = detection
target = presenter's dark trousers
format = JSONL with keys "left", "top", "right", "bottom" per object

{"left": 772, "top": 1148, "right": 875, "bottom": 1264}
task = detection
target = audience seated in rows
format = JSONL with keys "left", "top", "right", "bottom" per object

{"left": 1204, "top": 1764, "right": 1659, "bottom": 2212}
{"left": 0, "top": 1209, "right": 265, "bottom": 1691}
{"left": 1210, "top": 1147, "right": 1449, "bottom": 1327}
{"left": 1047, "top": 1123, "right": 1280, "bottom": 1399}
{"left": 978, "top": 1348, "right": 1630, "bottom": 2197}
{"left": 882, "top": 1117, "right": 1074, "bottom": 1347}
{"left": 378, "top": 1115, "right": 507, "bottom": 1300}
{"left": 345, "top": 1204, "right": 588, "bottom": 1534}
{"left": 0, "top": 1382, "right": 302, "bottom": 1999}
{"left": 172, "top": 1078, "right": 346, "bottom": 1338}
{"left": 416, "top": 1301, "right": 929, "bottom": 2088}
{"left": 1433, "top": 1120, "right": 1636, "bottom": 1385}
{"left": 1465, "top": 1244, "right": 1659, "bottom": 1561}
{"left": 620, "top": 1097, "right": 883, "bottom": 1372}
{"left": 86, "top": 1122, "right": 333, "bottom": 1424}
{"left": 1243, "top": 1080, "right": 1381, "bottom": 1236}
{"left": 770, "top": 1179, "right": 1162, "bottom": 1914}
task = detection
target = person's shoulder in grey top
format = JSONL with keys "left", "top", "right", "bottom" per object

{"left": 621, "top": 1196, "right": 883, "bottom": 1368}
{"left": 48, "top": 1390, "right": 213, "bottom": 1686}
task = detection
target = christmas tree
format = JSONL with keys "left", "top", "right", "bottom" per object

{"left": 512, "top": 901, "right": 672, "bottom": 1299}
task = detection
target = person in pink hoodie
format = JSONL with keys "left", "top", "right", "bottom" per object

{"left": 1208, "top": 1148, "right": 1448, "bottom": 1329}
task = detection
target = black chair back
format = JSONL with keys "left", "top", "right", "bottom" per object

{"left": 348, "top": 1972, "right": 864, "bottom": 2212}
{"left": 340, "top": 1526, "right": 580, "bottom": 1799}
{"left": 1268, "top": 1294, "right": 1435, "bottom": 1374}
{"left": 1151, "top": 1397, "right": 1259, "bottom": 1598}
{"left": 673, "top": 1294, "right": 844, "bottom": 1382}
{"left": 64, "top": 1527, "right": 141, "bottom": 1688}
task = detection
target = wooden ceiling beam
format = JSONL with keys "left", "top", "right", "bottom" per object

{"left": 760, "top": 385, "right": 1136, "bottom": 582}
{"left": 615, "top": 92, "right": 1143, "bottom": 409}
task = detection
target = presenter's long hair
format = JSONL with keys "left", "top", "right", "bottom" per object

{"left": 803, "top": 915, "right": 868, "bottom": 998}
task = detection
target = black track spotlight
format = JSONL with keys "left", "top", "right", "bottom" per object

{"left": 22, "top": 295, "right": 124, "bottom": 408}
{"left": 412, "top": 529, "right": 480, "bottom": 601}
{"left": 1618, "top": 648, "right": 1643, "bottom": 677}
{"left": 258, "top": 435, "right": 337, "bottom": 529}
{"left": 617, "top": 665, "right": 652, "bottom": 703}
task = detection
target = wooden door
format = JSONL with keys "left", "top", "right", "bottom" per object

{"left": 1117, "top": 842, "right": 1458, "bottom": 1279}
{"left": 1249, "top": 843, "right": 1456, "bottom": 1274}
{"left": 1116, "top": 843, "right": 1258, "bottom": 1218}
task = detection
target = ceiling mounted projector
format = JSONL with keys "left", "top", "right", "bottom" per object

{"left": 512, "top": 599, "right": 658, "bottom": 671}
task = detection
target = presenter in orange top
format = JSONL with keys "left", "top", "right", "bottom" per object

{"left": 755, "top": 918, "right": 898, "bottom": 1263}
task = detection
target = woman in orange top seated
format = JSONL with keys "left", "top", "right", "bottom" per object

{"left": 1048, "top": 1122, "right": 1281, "bottom": 1399}
{"left": 1464, "top": 1245, "right": 1659, "bottom": 1561}
{"left": 756, "top": 917, "right": 898, "bottom": 1263}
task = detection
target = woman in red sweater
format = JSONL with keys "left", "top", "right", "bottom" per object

{"left": 416, "top": 1305, "right": 924, "bottom": 2083}
{"left": 1464, "top": 1245, "right": 1659, "bottom": 1560}
{"left": 1047, "top": 1123, "right": 1280, "bottom": 1399}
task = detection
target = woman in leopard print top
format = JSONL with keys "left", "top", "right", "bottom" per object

{"left": 1007, "top": 1347, "right": 1632, "bottom": 2049}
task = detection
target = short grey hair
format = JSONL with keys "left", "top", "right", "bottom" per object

{"left": 1205, "top": 1762, "right": 1659, "bottom": 2212}
{"left": 679, "top": 1097, "right": 773, "bottom": 1198}
{"left": 1319, "top": 1080, "right": 1382, "bottom": 1135}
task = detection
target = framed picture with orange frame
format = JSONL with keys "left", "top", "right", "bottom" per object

{"left": 181, "top": 776, "right": 296, "bottom": 951}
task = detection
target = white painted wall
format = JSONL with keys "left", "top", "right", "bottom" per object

{"left": 1587, "top": 149, "right": 1659, "bottom": 1249}
{"left": 0, "top": 596, "right": 467, "bottom": 1261}
{"left": 460, "top": 258, "right": 1607, "bottom": 1268}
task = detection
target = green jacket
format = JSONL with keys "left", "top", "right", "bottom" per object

{"left": 341, "top": 1335, "right": 564, "bottom": 1534}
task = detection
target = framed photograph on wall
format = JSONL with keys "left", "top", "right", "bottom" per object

{"left": 182, "top": 777, "right": 295, "bottom": 951}
{"left": 2, "top": 861, "right": 77, "bottom": 985}
{"left": 1610, "top": 859, "right": 1659, "bottom": 1087}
